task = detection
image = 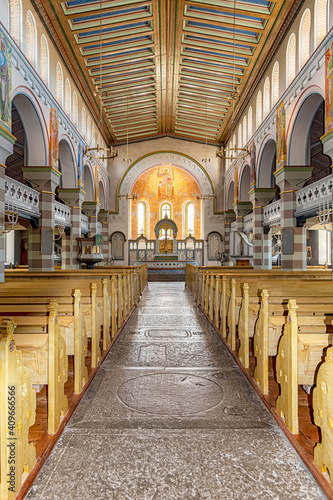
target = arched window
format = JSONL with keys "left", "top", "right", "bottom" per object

{"left": 287, "top": 34, "right": 296, "bottom": 86}
{"left": 272, "top": 62, "right": 279, "bottom": 106}
{"left": 65, "top": 79, "right": 71, "bottom": 117}
{"left": 264, "top": 77, "right": 270, "bottom": 117}
{"left": 300, "top": 9, "right": 311, "bottom": 67}
{"left": 315, "top": 0, "right": 327, "bottom": 45}
{"left": 243, "top": 115, "right": 247, "bottom": 145}
{"left": 248, "top": 106, "right": 253, "bottom": 139}
{"left": 56, "top": 62, "right": 63, "bottom": 106}
{"left": 160, "top": 203, "right": 172, "bottom": 219}
{"left": 238, "top": 124, "right": 242, "bottom": 148}
{"left": 10, "top": 0, "right": 21, "bottom": 46}
{"left": 159, "top": 228, "right": 172, "bottom": 239}
{"left": 81, "top": 107, "right": 86, "bottom": 138}
{"left": 256, "top": 91, "right": 262, "bottom": 128}
{"left": 138, "top": 201, "right": 147, "bottom": 236}
{"left": 185, "top": 202, "right": 194, "bottom": 237}
{"left": 39, "top": 34, "right": 49, "bottom": 85}
{"left": 87, "top": 116, "right": 91, "bottom": 144}
{"left": 73, "top": 91, "right": 78, "bottom": 127}
{"left": 26, "top": 10, "right": 36, "bottom": 68}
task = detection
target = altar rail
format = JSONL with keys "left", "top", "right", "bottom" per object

{"left": 186, "top": 263, "right": 333, "bottom": 491}
{"left": 0, "top": 265, "right": 147, "bottom": 499}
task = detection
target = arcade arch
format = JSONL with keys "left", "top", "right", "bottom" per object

{"left": 239, "top": 165, "right": 251, "bottom": 201}
{"left": 58, "top": 139, "right": 76, "bottom": 188}
{"left": 257, "top": 139, "right": 276, "bottom": 188}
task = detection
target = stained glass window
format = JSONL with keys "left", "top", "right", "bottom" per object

{"left": 39, "top": 35, "right": 48, "bottom": 85}
{"left": 316, "top": 0, "right": 327, "bottom": 45}
{"left": 26, "top": 10, "right": 36, "bottom": 68}
{"left": 56, "top": 62, "right": 63, "bottom": 106}
{"left": 256, "top": 91, "right": 262, "bottom": 128}
{"left": 65, "top": 79, "right": 71, "bottom": 117}
{"left": 272, "top": 62, "right": 279, "bottom": 106}
{"left": 287, "top": 34, "right": 296, "bottom": 86}
{"left": 300, "top": 9, "right": 311, "bottom": 67}
{"left": 10, "top": 0, "right": 21, "bottom": 46}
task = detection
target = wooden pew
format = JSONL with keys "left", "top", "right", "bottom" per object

{"left": 313, "top": 345, "right": 333, "bottom": 485}
{"left": 0, "top": 318, "right": 36, "bottom": 499}
{"left": 276, "top": 299, "right": 333, "bottom": 434}
{"left": 2, "top": 302, "right": 69, "bottom": 435}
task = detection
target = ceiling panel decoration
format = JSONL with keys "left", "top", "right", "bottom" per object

{"left": 32, "top": 0, "right": 301, "bottom": 145}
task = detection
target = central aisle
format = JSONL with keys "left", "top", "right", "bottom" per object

{"left": 27, "top": 283, "right": 325, "bottom": 499}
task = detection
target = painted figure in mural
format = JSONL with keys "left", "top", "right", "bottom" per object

{"left": 234, "top": 166, "right": 239, "bottom": 203}
{"left": 77, "top": 142, "right": 84, "bottom": 189}
{"left": 49, "top": 107, "right": 59, "bottom": 169}
{"left": 325, "top": 42, "right": 333, "bottom": 131}
{"left": 0, "top": 37, "right": 10, "bottom": 125}
{"left": 276, "top": 102, "right": 287, "bottom": 166}
{"left": 250, "top": 143, "right": 256, "bottom": 187}
{"left": 157, "top": 166, "right": 174, "bottom": 198}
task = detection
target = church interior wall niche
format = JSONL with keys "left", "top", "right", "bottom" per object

{"left": 130, "top": 165, "right": 202, "bottom": 240}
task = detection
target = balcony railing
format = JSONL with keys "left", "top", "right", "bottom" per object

{"left": 263, "top": 200, "right": 281, "bottom": 226}
{"left": 81, "top": 213, "right": 89, "bottom": 233}
{"left": 243, "top": 213, "right": 253, "bottom": 232}
{"left": 295, "top": 174, "right": 333, "bottom": 217}
{"left": 5, "top": 177, "right": 40, "bottom": 217}
{"left": 55, "top": 201, "right": 71, "bottom": 227}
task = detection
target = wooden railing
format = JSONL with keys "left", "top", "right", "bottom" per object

{"left": 0, "top": 265, "right": 147, "bottom": 499}
{"left": 186, "top": 264, "right": 333, "bottom": 488}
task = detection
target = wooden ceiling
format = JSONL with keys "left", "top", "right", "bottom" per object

{"left": 33, "top": 0, "right": 300, "bottom": 145}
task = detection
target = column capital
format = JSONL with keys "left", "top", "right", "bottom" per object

{"left": 223, "top": 210, "right": 236, "bottom": 223}
{"left": 98, "top": 209, "right": 110, "bottom": 223}
{"left": 273, "top": 165, "right": 312, "bottom": 191}
{"left": 82, "top": 201, "right": 101, "bottom": 217}
{"left": 233, "top": 201, "right": 252, "bottom": 217}
{"left": 249, "top": 188, "right": 275, "bottom": 207}
{"left": 58, "top": 188, "right": 86, "bottom": 208}
{"left": 22, "top": 166, "right": 61, "bottom": 193}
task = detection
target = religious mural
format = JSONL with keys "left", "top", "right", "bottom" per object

{"left": 276, "top": 101, "right": 287, "bottom": 166}
{"left": 0, "top": 32, "right": 12, "bottom": 132}
{"left": 325, "top": 42, "right": 333, "bottom": 132}
{"left": 157, "top": 166, "right": 174, "bottom": 198}
{"left": 131, "top": 165, "right": 201, "bottom": 239}
{"left": 94, "top": 163, "right": 99, "bottom": 203}
{"left": 49, "top": 107, "right": 59, "bottom": 169}
{"left": 250, "top": 143, "right": 256, "bottom": 188}
{"left": 77, "top": 142, "right": 84, "bottom": 189}
{"left": 234, "top": 166, "right": 239, "bottom": 203}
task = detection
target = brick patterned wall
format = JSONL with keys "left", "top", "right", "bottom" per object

{"left": 130, "top": 165, "right": 202, "bottom": 239}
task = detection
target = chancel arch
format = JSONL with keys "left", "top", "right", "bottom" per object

{"left": 126, "top": 158, "right": 205, "bottom": 241}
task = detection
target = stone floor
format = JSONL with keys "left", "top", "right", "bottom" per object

{"left": 26, "top": 283, "right": 326, "bottom": 500}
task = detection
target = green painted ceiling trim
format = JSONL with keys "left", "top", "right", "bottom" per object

{"left": 74, "top": 25, "right": 153, "bottom": 45}
{"left": 182, "top": 38, "right": 253, "bottom": 56}
{"left": 80, "top": 38, "right": 154, "bottom": 56}
{"left": 180, "top": 60, "right": 245, "bottom": 76}
{"left": 189, "top": 0, "right": 273, "bottom": 16}
{"left": 61, "top": 0, "right": 148, "bottom": 16}
{"left": 68, "top": 10, "right": 153, "bottom": 31}
{"left": 184, "top": 10, "right": 265, "bottom": 31}
{"left": 98, "top": 78, "right": 156, "bottom": 91}
{"left": 89, "top": 61, "right": 155, "bottom": 77}
{"left": 93, "top": 69, "right": 155, "bottom": 84}
{"left": 181, "top": 49, "right": 249, "bottom": 67}
{"left": 183, "top": 23, "right": 261, "bottom": 44}
{"left": 85, "top": 50, "right": 155, "bottom": 67}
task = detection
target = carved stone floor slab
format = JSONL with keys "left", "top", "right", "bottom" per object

{"left": 26, "top": 283, "right": 325, "bottom": 499}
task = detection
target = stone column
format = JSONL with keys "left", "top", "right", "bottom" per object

{"left": 58, "top": 188, "right": 85, "bottom": 269}
{"left": 0, "top": 133, "right": 15, "bottom": 282}
{"left": 98, "top": 210, "right": 110, "bottom": 263}
{"left": 82, "top": 201, "right": 101, "bottom": 237}
{"left": 22, "top": 166, "right": 61, "bottom": 272}
{"left": 249, "top": 188, "right": 275, "bottom": 269}
{"left": 233, "top": 201, "right": 252, "bottom": 256}
{"left": 274, "top": 166, "right": 312, "bottom": 271}
{"left": 222, "top": 210, "right": 235, "bottom": 256}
